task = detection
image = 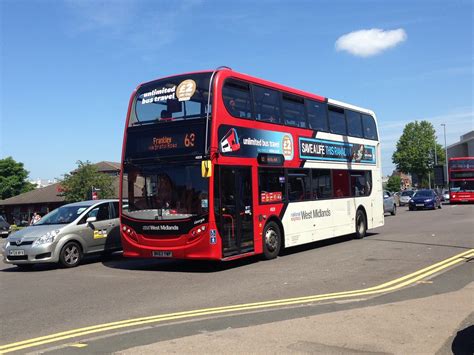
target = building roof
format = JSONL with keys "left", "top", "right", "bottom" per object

{"left": 0, "top": 182, "right": 65, "bottom": 206}
{"left": 92, "top": 161, "right": 121, "bottom": 173}
{"left": 0, "top": 162, "right": 121, "bottom": 207}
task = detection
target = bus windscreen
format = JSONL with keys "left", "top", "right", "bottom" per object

{"left": 131, "top": 73, "right": 212, "bottom": 125}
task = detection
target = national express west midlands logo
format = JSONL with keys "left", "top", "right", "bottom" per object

{"left": 220, "top": 128, "right": 241, "bottom": 153}
{"left": 291, "top": 208, "right": 331, "bottom": 222}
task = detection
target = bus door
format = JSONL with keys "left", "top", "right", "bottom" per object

{"left": 215, "top": 166, "right": 254, "bottom": 257}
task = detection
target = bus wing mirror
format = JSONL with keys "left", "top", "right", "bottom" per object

{"left": 201, "top": 160, "right": 212, "bottom": 178}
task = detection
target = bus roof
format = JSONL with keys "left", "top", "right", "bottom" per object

{"left": 135, "top": 67, "right": 376, "bottom": 117}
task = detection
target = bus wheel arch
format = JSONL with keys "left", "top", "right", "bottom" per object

{"left": 354, "top": 206, "right": 367, "bottom": 239}
{"left": 262, "top": 217, "right": 284, "bottom": 260}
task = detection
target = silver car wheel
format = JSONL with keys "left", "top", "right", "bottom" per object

{"left": 59, "top": 241, "right": 83, "bottom": 267}
{"left": 64, "top": 245, "right": 80, "bottom": 265}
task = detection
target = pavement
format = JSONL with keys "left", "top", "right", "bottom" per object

{"left": 118, "top": 281, "right": 474, "bottom": 355}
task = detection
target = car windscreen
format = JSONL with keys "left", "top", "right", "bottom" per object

{"left": 130, "top": 73, "right": 212, "bottom": 126}
{"left": 401, "top": 191, "right": 414, "bottom": 196}
{"left": 414, "top": 190, "right": 433, "bottom": 198}
{"left": 35, "top": 205, "right": 90, "bottom": 225}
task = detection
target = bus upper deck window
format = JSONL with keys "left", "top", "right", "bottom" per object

{"left": 362, "top": 114, "right": 378, "bottom": 140}
{"left": 253, "top": 85, "right": 281, "bottom": 124}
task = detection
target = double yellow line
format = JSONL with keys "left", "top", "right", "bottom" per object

{"left": 1, "top": 249, "right": 473, "bottom": 354}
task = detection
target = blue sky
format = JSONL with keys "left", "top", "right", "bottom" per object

{"left": 1, "top": 0, "right": 472, "bottom": 180}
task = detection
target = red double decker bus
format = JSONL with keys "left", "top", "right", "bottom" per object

{"left": 119, "top": 68, "right": 384, "bottom": 261}
{"left": 449, "top": 157, "right": 474, "bottom": 203}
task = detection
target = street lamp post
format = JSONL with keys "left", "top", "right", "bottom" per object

{"left": 433, "top": 139, "right": 438, "bottom": 189}
{"left": 440, "top": 124, "right": 448, "bottom": 188}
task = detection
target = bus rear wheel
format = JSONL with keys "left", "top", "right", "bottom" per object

{"left": 263, "top": 221, "right": 281, "bottom": 260}
{"left": 354, "top": 209, "right": 367, "bottom": 239}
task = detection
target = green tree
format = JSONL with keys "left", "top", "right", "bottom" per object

{"left": 60, "top": 161, "right": 115, "bottom": 202}
{"left": 392, "top": 121, "right": 445, "bottom": 187}
{"left": 0, "top": 157, "right": 36, "bottom": 199}
{"left": 386, "top": 175, "right": 402, "bottom": 192}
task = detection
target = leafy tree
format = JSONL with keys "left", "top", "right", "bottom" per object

{"left": 0, "top": 157, "right": 36, "bottom": 199}
{"left": 392, "top": 121, "right": 445, "bottom": 187}
{"left": 60, "top": 161, "right": 115, "bottom": 202}
{"left": 386, "top": 175, "right": 402, "bottom": 192}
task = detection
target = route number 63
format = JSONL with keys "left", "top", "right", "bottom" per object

{"left": 184, "top": 133, "right": 195, "bottom": 147}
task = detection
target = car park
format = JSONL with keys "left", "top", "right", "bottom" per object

{"left": 3, "top": 199, "right": 121, "bottom": 269}
{"left": 0, "top": 215, "right": 11, "bottom": 238}
{"left": 408, "top": 189, "right": 442, "bottom": 210}
{"left": 383, "top": 190, "right": 397, "bottom": 215}
{"left": 399, "top": 190, "right": 415, "bottom": 206}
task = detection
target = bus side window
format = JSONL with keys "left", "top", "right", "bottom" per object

{"left": 312, "top": 169, "right": 332, "bottom": 199}
{"left": 350, "top": 170, "right": 370, "bottom": 196}
{"left": 258, "top": 168, "right": 285, "bottom": 203}
{"left": 282, "top": 93, "right": 306, "bottom": 128}
{"left": 288, "top": 170, "right": 311, "bottom": 202}
{"left": 362, "top": 114, "right": 378, "bottom": 140}
{"left": 253, "top": 85, "right": 281, "bottom": 124}
{"left": 333, "top": 170, "right": 350, "bottom": 197}
{"left": 222, "top": 79, "right": 252, "bottom": 119}
{"left": 306, "top": 100, "right": 328, "bottom": 132}
{"left": 346, "top": 110, "right": 363, "bottom": 138}
{"left": 328, "top": 105, "right": 347, "bottom": 135}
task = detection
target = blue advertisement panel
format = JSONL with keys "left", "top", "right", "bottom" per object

{"left": 218, "top": 125, "right": 294, "bottom": 160}
{"left": 299, "top": 137, "right": 376, "bottom": 164}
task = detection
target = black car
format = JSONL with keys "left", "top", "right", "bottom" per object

{"left": 0, "top": 215, "right": 11, "bottom": 238}
{"left": 408, "top": 189, "right": 442, "bottom": 210}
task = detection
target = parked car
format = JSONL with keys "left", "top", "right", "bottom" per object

{"left": 442, "top": 189, "right": 450, "bottom": 203}
{"left": 383, "top": 190, "right": 397, "bottom": 215}
{"left": 392, "top": 191, "right": 400, "bottom": 206}
{"left": 408, "top": 190, "right": 442, "bottom": 210}
{"left": 399, "top": 190, "right": 415, "bottom": 206}
{"left": 0, "top": 215, "right": 11, "bottom": 238}
{"left": 3, "top": 200, "right": 121, "bottom": 269}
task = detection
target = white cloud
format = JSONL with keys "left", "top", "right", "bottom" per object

{"left": 335, "top": 28, "right": 407, "bottom": 57}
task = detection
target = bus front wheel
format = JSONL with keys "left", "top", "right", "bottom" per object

{"left": 263, "top": 221, "right": 281, "bottom": 260}
{"left": 354, "top": 209, "right": 367, "bottom": 239}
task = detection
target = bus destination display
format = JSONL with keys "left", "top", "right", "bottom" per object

{"left": 126, "top": 123, "right": 205, "bottom": 159}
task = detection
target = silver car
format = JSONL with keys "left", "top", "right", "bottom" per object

{"left": 383, "top": 190, "right": 397, "bottom": 215}
{"left": 2, "top": 200, "right": 121, "bottom": 269}
{"left": 399, "top": 190, "right": 415, "bottom": 206}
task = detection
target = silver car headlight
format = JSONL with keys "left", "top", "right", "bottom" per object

{"left": 32, "top": 230, "right": 61, "bottom": 247}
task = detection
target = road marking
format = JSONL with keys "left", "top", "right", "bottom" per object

{"left": 69, "top": 343, "right": 88, "bottom": 348}
{"left": 1, "top": 249, "right": 473, "bottom": 354}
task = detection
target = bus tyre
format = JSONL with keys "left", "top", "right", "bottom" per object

{"left": 263, "top": 221, "right": 281, "bottom": 260}
{"left": 59, "top": 241, "right": 83, "bottom": 268}
{"left": 354, "top": 210, "right": 367, "bottom": 239}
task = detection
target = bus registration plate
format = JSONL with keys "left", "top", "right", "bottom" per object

{"left": 152, "top": 250, "right": 172, "bottom": 258}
